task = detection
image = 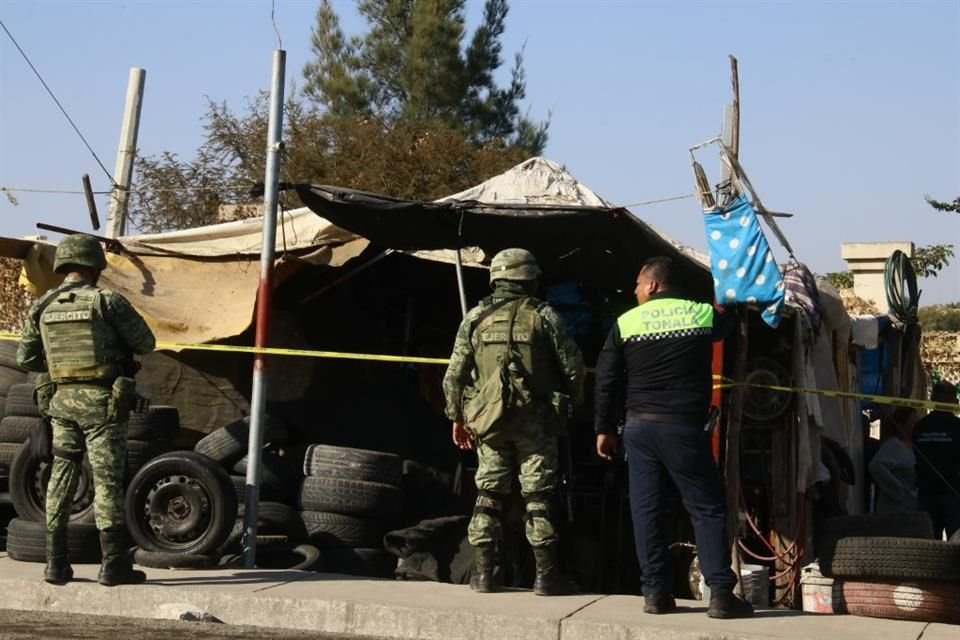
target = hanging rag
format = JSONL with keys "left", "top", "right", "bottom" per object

{"left": 703, "top": 193, "right": 785, "bottom": 327}
{"left": 783, "top": 259, "right": 824, "bottom": 332}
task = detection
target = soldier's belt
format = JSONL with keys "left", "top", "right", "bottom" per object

{"left": 0, "top": 332, "right": 954, "bottom": 412}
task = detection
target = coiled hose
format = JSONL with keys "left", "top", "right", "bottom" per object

{"left": 884, "top": 250, "right": 920, "bottom": 324}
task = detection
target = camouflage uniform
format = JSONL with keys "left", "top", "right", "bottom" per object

{"left": 17, "top": 235, "right": 155, "bottom": 586}
{"left": 443, "top": 249, "right": 584, "bottom": 594}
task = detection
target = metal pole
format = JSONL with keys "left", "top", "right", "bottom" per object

{"left": 106, "top": 67, "right": 146, "bottom": 238}
{"left": 242, "top": 49, "right": 286, "bottom": 569}
{"left": 454, "top": 249, "right": 468, "bottom": 318}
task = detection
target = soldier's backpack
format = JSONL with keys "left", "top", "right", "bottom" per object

{"left": 462, "top": 299, "right": 536, "bottom": 442}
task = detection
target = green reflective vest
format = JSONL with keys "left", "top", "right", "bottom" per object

{"left": 39, "top": 285, "right": 122, "bottom": 383}
{"left": 617, "top": 297, "right": 714, "bottom": 340}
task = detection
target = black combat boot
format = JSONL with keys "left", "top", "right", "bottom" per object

{"left": 707, "top": 591, "right": 755, "bottom": 619}
{"left": 44, "top": 529, "right": 73, "bottom": 585}
{"left": 532, "top": 544, "right": 578, "bottom": 596}
{"left": 97, "top": 527, "right": 146, "bottom": 586}
{"left": 469, "top": 544, "right": 499, "bottom": 593}
{"left": 643, "top": 593, "right": 677, "bottom": 614}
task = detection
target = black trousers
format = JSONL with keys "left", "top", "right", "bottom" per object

{"left": 623, "top": 418, "right": 737, "bottom": 597}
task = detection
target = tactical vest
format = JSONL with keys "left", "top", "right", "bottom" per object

{"left": 38, "top": 285, "right": 122, "bottom": 383}
{"left": 472, "top": 297, "right": 560, "bottom": 402}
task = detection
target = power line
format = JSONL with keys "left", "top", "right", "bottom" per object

{"left": 0, "top": 18, "right": 116, "bottom": 185}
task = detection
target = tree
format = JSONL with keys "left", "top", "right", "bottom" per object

{"left": 302, "top": 0, "right": 547, "bottom": 153}
{"left": 912, "top": 244, "right": 955, "bottom": 279}
{"left": 824, "top": 271, "right": 854, "bottom": 290}
{"left": 130, "top": 0, "right": 544, "bottom": 233}
{"left": 925, "top": 195, "right": 960, "bottom": 214}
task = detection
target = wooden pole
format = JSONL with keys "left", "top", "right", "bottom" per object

{"left": 725, "top": 307, "right": 749, "bottom": 596}
{"left": 730, "top": 55, "right": 740, "bottom": 159}
{"left": 105, "top": 67, "right": 146, "bottom": 238}
{"left": 81, "top": 174, "right": 100, "bottom": 231}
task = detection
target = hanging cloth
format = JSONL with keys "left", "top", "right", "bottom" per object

{"left": 704, "top": 193, "right": 785, "bottom": 328}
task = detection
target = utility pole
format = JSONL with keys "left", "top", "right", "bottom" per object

{"left": 243, "top": 49, "right": 286, "bottom": 569}
{"left": 105, "top": 67, "right": 146, "bottom": 238}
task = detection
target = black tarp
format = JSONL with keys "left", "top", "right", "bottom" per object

{"left": 292, "top": 184, "right": 713, "bottom": 301}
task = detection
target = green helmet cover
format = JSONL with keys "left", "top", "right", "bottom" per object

{"left": 53, "top": 234, "right": 107, "bottom": 274}
{"left": 489, "top": 248, "right": 541, "bottom": 285}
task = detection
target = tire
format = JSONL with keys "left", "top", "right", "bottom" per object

{"left": 127, "top": 406, "right": 180, "bottom": 441}
{"left": 303, "top": 444, "right": 403, "bottom": 486}
{"left": 133, "top": 548, "right": 213, "bottom": 569}
{"left": 301, "top": 511, "right": 388, "bottom": 548}
{"left": 821, "top": 512, "right": 933, "bottom": 541}
{"left": 9, "top": 443, "right": 96, "bottom": 524}
{"left": 0, "top": 442, "right": 20, "bottom": 471}
{"left": 837, "top": 579, "right": 960, "bottom": 624}
{"left": 0, "top": 415, "right": 41, "bottom": 444}
{"left": 323, "top": 547, "right": 396, "bottom": 578}
{"left": 125, "top": 439, "right": 175, "bottom": 480}
{"left": 5, "top": 517, "right": 100, "bottom": 563}
{"left": 228, "top": 475, "right": 283, "bottom": 505}
{"left": 821, "top": 537, "right": 960, "bottom": 582}
{"left": 239, "top": 501, "right": 308, "bottom": 543}
{"left": 0, "top": 365, "right": 28, "bottom": 401}
{"left": 232, "top": 452, "right": 300, "bottom": 502}
{"left": 193, "top": 417, "right": 285, "bottom": 466}
{"left": 125, "top": 451, "right": 237, "bottom": 555}
{"left": 298, "top": 477, "right": 402, "bottom": 518}
{"left": 4, "top": 383, "right": 39, "bottom": 418}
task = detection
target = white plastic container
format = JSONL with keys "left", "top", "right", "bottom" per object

{"left": 800, "top": 562, "right": 838, "bottom": 614}
{"left": 700, "top": 563, "right": 770, "bottom": 608}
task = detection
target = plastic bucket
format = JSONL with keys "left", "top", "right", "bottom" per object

{"left": 800, "top": 562, "right": 837, "bottom": 614}
{"left": 699, "top": 563, "right": 770, "bottom": 608}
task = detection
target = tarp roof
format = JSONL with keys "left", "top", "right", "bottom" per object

{"left": 293, "top": 157, "right": 711, "bottom": 296}
{"left": 5, "top": 157, "right": 712, "bottom": 345}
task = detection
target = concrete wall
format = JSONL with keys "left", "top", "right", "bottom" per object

{"left": 840, "top": 241, "right": 914, "bottom": 313}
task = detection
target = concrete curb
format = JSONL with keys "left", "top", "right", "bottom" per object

{"left": 0, "top": 556, "right": 951, "bottom": 640}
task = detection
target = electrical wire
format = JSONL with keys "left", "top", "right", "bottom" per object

{"left": 0, "top": 18, "right": 115, "bottom": 185}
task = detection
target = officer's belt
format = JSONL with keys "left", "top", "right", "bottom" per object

{"left": 625, "top": 411, "right": 704, "bottom": 425}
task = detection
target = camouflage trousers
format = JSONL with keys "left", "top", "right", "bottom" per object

{"left": 46, "top": 386, "right": 128, "bottom": 533}
{"left": 468, "top": 416, "right": 559, "bottom": 549}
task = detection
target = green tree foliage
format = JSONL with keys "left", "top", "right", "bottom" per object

{"left": 912, "top": 244, "right": 955, "bottom": 279}
{"left": 824, "top": 271, "right": 854, "bottom": 290}
{"left": 131, "top": 0, "right": 543, "bottom": 233}
{"left": 302, "top": 0, "right": 547, "bottom": 153}
{"left": 918, "top": 303, "right": 960, "bottom": 331}
{"left": 925, "top": 195, "right": 960, "bottom": 214}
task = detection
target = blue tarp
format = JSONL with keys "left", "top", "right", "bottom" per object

{"left": 704, "top": 194, "right": 785, "bottom": 327}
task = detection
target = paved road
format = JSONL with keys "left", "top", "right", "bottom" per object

{"left": 0, "top": 608, "right": 382, "bottom": 640}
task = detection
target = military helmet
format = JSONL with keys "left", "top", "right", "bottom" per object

{"left": 53, "top": 234, "right": 107, "bottom": 274}
{"left": 489, "top": 248, "right": 541, "bottom": 285}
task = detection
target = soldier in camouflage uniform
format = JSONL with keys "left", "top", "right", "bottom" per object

{"left": 443, "top": 248, "right": 584, "bottom": 596}
{"left": 18, "top": 234, "right": 155, "bottom": 586}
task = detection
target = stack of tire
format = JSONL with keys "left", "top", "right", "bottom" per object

{"left": 4, "top": 403, "right": 183, "bottom": 565}
{"left": 819, "top": 512, "right": 960, "bottom": 624}
{"left": 178, "top": 417, "right": 317, "bottom": 571}
{"left": 298, "top": 444, "right": 403, "bottom": 578}
{"left": 0, "top": 383, "right": 41, "bottom": 480}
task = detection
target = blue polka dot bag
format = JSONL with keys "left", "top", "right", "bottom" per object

{"left": 704, "top": 193, "right": 785, "bottom": 328}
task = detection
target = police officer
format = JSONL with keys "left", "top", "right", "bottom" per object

{"left": 594, "top": 256, "right": 753, "bottom": 618}
{"left": 18, "top": 234, "right": 156, "bottom": 586}
{"left": 443, "top": 248, "right": 584, "bottom": 595}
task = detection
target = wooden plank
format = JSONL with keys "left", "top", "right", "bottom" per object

{"left": 724, "top": 307, "right": 749, "bottom": 596}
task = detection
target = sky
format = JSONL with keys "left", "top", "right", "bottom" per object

{"left": 1, "top": 0, "right": 958, "bottom": 303}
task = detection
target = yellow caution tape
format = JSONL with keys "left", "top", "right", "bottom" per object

{"left": 1, "top": 333, "right": 955, "bottom": 412}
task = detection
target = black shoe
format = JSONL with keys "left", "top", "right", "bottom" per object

{"left": 97, "top": 528, "right": 146, "bottom": 587}
{"left": 469, "top": 545, "right": 499, "bottom": 594}
{"left": 643, "top": 593, "right": 677, "bottom": 614}
{"left": 44, "top": 530, "right": 73, "bottom": 585}
{"left": 532, "top": 545, "right": 578, "bottom": 596}
{"left": 707, "top": 591, "right": 754, "bottom": 619}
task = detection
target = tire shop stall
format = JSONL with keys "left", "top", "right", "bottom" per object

{"left": 0, "top": 158, "right": 955, "bottom": 624}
